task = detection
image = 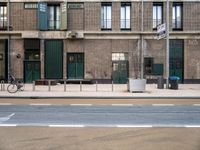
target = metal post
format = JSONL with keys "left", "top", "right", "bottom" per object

{"left": 33, "top": 81, "right": 35, "bottom": 91}
{"left": 166, "top": 0, "right": 170, "bottom": 89}
{"left": 64, "top": 80, "right": 66, "bottom": 92}
{"left": 48, "top": 80, "right": 51, "bottom": 91}
{"left": 96, "top": 81, "right": 98, "bottom": 92}
{"left": 112, "top": 81, "right": 114, "bottom": 92}
{"left": 1, "top": 80, "right": 5, "bottom": 91}
{"left": 80, "top": 81, "right": 82, "bottom": 91}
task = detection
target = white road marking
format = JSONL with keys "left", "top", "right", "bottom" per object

{"left": 0, "top": 103, "right": 12, "bottom": 105}
{"left": 0, "top": 124, "right": 17, "bottom": 127}
{"left": 116, "top": 125, "right": 153, "bottom": 128}
{"left": 152, "top": 104, "right": 175, "bottom": 106}
{"left": 30, "top": 104, "right": 52, "bottom": 106}
{"left": 70, "top": 104, "right": 92, "bottom": 106}
{"left": 185, "top": 125, "right": 200, "bottom": 128}
{"left": 49, "top": 125, "right": 85, "bottom": 128}
{"left": 111, "top": 104, "right": 133, "bottom": 106}
{"left": 0, "top": 113, "right": 15, "bottom": 122}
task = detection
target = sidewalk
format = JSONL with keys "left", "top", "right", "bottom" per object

{"left": 0, "top": 83, "right": 200, "bottom": 99}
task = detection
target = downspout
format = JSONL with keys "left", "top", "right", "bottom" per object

{"left": 7, "top": 0, "right": 10, "bottom": 81}
{"left": 140, "top": 0, "right": 144, "bottom": 78}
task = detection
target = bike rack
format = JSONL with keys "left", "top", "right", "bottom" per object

{"left": 0, "top": 80, "right": 5, "bottom": 91}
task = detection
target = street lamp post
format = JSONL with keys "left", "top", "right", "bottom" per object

{"left": 166, "top": 0, "right": 170, "bottom": 88}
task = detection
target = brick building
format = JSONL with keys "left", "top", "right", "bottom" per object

{"left": 0, "top": 0, "right": 200, "bottom": 83}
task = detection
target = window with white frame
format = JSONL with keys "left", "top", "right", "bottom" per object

{"left": 24, "top": 3, "right": 38, "bottom": 9}
{"left": 48, "top": 5, "right": 60, "bottom": 30}
{"left": 101, "top": 3, "right": 112, "bottom": 30}
{"left": 0, "top": 4, "right": 7, "bottom": 30}
{"left": 173, "top": 3, "right": 183, "bottom": 30}
{"left": 153, "top": 2, "right": 163, "bottom": 29}
{"left": 121, "top": 2, "right": 131, "bottom": 30}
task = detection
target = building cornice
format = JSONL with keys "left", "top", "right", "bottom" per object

{"left": 1, "top": 31, "right": 200, "bottom": 40}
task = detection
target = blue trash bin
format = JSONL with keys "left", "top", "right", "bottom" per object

{"left": 169, "top": 76, "right": 180, "bottom": 90}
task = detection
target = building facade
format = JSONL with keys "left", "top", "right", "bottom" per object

{"left": 0, "top": 0, "right": 200, "bottom": 83}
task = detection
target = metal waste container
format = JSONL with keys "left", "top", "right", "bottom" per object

{"left": 157, "top": 76, "right": 164, "bottom": 89}
{"left": 169, "top": 76, "right": 180, "bottom": 90}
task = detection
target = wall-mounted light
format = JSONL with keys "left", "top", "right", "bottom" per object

{"left": 16, "top": 54, "right": 21, "bottom": 59}
{"left": 0, "top": 53, "right": 3, "bottom": 60}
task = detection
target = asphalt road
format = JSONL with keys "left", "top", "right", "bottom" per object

{"left": 1, "top": 105, "right": 200, "bottom": 127}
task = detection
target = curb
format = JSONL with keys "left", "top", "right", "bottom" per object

{"left": 0, "top": 96, "right": 200, "bottom": 99}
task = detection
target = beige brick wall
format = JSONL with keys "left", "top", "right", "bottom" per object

{"left": 145, "top": 39, "right": 166, "bottom": 77}
{"left": 112, "top": 2, "right": 120, "bottom": 31}
{"left": 183, "top": 2, "right": 200, "bottom": 31}
{"left": 185, "top": 40, "right": 200, "bottom": 79}
{"left": 84, "top": 2, "right": 101, "bottom": 31}
{"left": 68, "top": 8, "right": 84, "bottom": 31}
{"left": 63, "top": 39, "right": 138, "bottom": 79}
{"left": 10, "top": 3, "right": 24, "bottom": 30}
{"left": 10, "top": 39, "right": 24, "bottom": 79}
{"left": 143, "top": 2, "right": 152, "bottom": 31}
{"left": 132, "top": 2, "right": 141, "bottom": 31}
{"left": 10, "top": 2, "right": 37, "bottom": 31}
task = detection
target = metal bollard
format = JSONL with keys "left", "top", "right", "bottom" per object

{"left": 33, "top": 81, "right": 35, "bottom": 91}
{"left": 80, "top": 81, "right": 82, "bottom": 91}
{"left": 48, "top": 80, "right": 51, "bottom": 91}
{"left": 96, "top": 81, "right": 98, "bottom": 92}
{"left": 112, "top": 81, "right": 114, "bottom": 92}
{"left": 64, "top": 80, "right": 66, "bottom": 92}
{"left": 1, "top": 80, "right": 5, "bottom": 91}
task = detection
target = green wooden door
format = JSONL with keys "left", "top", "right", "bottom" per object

{"left": 45, "top": 40, "right": 63, "bottom": 79}
{"left": 112, "top": 61, "right": 128, "bottom": 84}
{"left": 170, "top": 40, "right": 184, "bottom": 82}
{"left": 67, "top": 53, "right": 84, "bottom": 79}
{"left": 24, "top": 61, "right": 40, "bottom": 83}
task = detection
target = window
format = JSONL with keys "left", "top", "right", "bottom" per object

{"left": 48, "top": 5, "right": 60, "bottom": 30}
{"left": 112, "top": 53, "right": 128, "bottom": 61}
{"left": 0, "top": 4, "right": 7, "bottom": 30}
{"left": 173, "top": 3, "right": 183, "bottom": 30}
{"left": 153, "top": 3, "right": 163, "bottom": 29}
{"left": 121, "top": 2, "right": 131, "bottom": 30}
{"left": 24, "top": 3, "right": 38, "bottom": 9}
{"left": 101, "top": 3, "right": 112, "bottom": 30}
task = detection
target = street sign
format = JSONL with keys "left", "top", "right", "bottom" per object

{"left": 157, "top": 23, "right": 166, "bottom": 40}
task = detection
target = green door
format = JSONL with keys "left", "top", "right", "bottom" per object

{"left": 67, "top": 53, "right": 84, "bottom": 79}
{"left": 112, "top": 61, "right": 128, "bottom": 84}
{"left": 170, "top": 40, "right": 184, "bottom": 82}
{"left": 24, "top": 61, "right": 40, "bottom": 83}
{"left": 45, "top": 40, "right": 63, "bottom": 79}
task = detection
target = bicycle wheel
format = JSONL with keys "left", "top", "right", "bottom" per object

{"left": 18, "top": 81, "right": 25, "bottom": 91}
{"left": 7, "top": 84, "right": 18, "bottom": 93}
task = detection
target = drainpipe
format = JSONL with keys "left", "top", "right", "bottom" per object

{"left": 140, "top": 0, "right": 144, "bottom": 79}
{"left": 7, "top": 0, "right": 11, "bottom": 81}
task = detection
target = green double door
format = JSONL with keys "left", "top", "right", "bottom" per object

{"left": 169, "top": 40, "right": 184, "bottom": 82}
{"left": 67, "top": 53, "right": 84, "bottom": 79}
{"left": 24, "top": 61, "right": 40, "bottom": 83}
{"left": 45, "top": 40, "right": 63, "bottom": 79}
{"left": 112, "top": 61, "right": 128, "bottom": 84}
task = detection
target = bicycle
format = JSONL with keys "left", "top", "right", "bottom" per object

{"left": 7, "top": 75, "right": 25, "bottom": 93}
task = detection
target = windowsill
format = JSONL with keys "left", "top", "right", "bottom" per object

{"left": 121, "top": 28, "right": 131, "bottom": 31}
{"left": 172, "top": 28, "right": 183, "bottom": 31}
{"left": 101, "top": 28, "right": 112, "bottom": 31}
